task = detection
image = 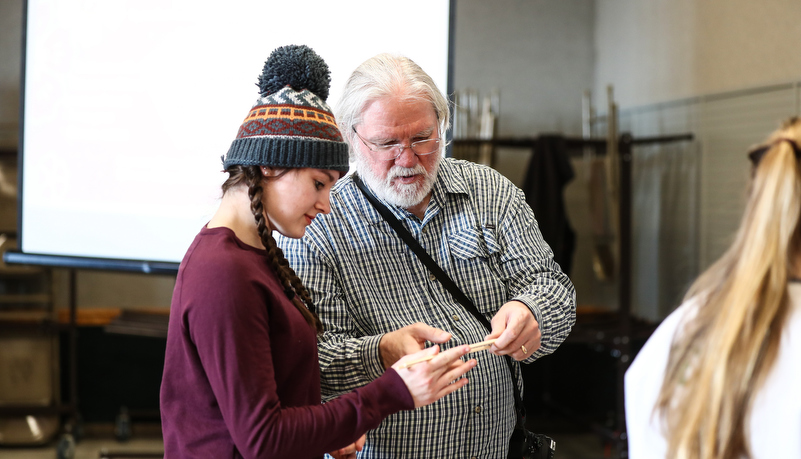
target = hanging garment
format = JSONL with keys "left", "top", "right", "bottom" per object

{"left": 522, "top": 135, "right": 577, "bottom": 275}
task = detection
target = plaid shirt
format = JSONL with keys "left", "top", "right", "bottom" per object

{"left": 278, "top": 158, "right": 576, "bottom": 458}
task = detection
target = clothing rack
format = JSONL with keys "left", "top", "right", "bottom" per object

{"left": 453, "top": 131, "right": 694, "bottom": 456}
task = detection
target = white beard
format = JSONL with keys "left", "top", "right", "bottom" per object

{"left": 354, "top": 153, "right": 441, "bottom": 209}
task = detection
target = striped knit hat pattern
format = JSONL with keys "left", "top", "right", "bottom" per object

{"left": 222, "top": 45, "right": 349, "bottom": 172}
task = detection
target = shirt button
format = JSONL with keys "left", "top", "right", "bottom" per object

{"left": 474, "top": 405, "right": 482, "bottom": 413}
{"left": 429, "top": 273, "right": 436, "bottom": 281}
{"left": 452, "top": 314, "right": 460, "bottom": 321}
{"left": 422, "top": 226, "right": 428, "bottom": 233}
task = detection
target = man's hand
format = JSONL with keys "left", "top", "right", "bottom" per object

{"left": 485, "top": 300, "right": 541, "bottom": 361}
{"left": 328, "top": 434, "right": 366, "bottom": 459}
{"left": 378, "top": 323, "right": 452, "bottom": 369}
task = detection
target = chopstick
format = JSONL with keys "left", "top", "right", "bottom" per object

{"left": 396, "top": 339, "right": 497, "bottom": 369}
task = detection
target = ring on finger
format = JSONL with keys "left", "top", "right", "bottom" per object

{"left": 521, "top": 345, "right": 528, "bottom": 355}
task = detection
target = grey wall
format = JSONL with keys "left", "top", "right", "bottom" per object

{"left": 0, "top": 0, "right": 22, "bottom": 149}
{"left": 594, "top": 0, "right": 801, "bottom": 109}
{"left": 453, "top": 0, "right": 594, "bottom": 137}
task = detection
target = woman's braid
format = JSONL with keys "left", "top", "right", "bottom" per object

{"left": 240, "top": 166, "right": 323, "bottom": 333}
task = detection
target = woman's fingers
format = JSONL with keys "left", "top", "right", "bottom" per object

{"left": 442, "top": 359, "right": 476, "bottom": 384}
{"left": 434, "top": 373, "right": 470, "bottom": 400}
{"left": 426, "top": 344, "right": 471, "bottom": 371}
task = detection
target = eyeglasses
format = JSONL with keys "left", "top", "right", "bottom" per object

{"left": 352, "top": 126, "right": 441, "bottom": 161}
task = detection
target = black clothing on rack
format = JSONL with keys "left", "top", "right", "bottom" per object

{"left": 522, "top": 135, "right": 576, "bottom": 275}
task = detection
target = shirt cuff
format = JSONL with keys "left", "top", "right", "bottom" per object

{"left": 361, "top": 333, "right": 387, "bottom": 381}
{"left": 512, "top": 296, "right": 544, "bottom": 362}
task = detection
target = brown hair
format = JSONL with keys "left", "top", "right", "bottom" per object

{"left": 222, "top": 165, "right": 323, "bottom": 334}
{"left": 655, "top": 117, "right": 801, "bottom": 458}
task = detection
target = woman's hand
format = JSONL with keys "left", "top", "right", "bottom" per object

{"left": 392, "top": 344, "right": 476, "bottom": 408}
{"left": 328, "top": 434, "right": 366, "bottom": 459}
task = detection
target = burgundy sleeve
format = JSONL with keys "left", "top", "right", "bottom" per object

{"left": 188, "top": 267, "right": 413, "bottom": 459}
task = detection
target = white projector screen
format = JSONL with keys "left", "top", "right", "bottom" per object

{"left": 15, "top": 0, "right": 453, "bottom": 272}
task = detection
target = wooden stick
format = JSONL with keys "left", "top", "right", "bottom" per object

{"left": 396, "top": 339, "right": 497, "bottom": 369}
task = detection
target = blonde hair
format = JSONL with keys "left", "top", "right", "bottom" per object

{"left": 655, "top": 117, "right": 801, "bottom": 459}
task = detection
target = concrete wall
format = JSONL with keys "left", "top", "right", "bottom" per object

{"left": 0, "top": 0, "right": 22, "bottom": 148}
{"left": 594, "top": 0, "right": 801, "bottom": 109}
{"left": 453, "top": 0, "right": 594, "bottom": 137}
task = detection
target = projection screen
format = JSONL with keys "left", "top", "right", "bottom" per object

{"left": 9, "top": 0, "right": 454, "bottom": 273}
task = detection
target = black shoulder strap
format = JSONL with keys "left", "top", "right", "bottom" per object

{"left": 351, "top": 174, "right": 525, "bottom": 412}
{"left": 352, "top": 175, "right": 491, "bottom": 330}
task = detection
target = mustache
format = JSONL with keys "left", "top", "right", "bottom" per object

{"left": 387, "top": 164, "right": 427, "bottom": 181}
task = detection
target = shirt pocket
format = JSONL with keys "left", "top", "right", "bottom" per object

{"left": 448, "top": 226, "right": 508, "bottom": 315}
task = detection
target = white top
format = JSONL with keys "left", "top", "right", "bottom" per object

{"left": 625, "top": 283, "right": 801, "bottom": 458}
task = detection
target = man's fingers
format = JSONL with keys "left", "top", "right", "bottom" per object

{"left": 487, "top": 314, "right": 506, "bottom": 341}
{"left": 489, "top": 305, "right": 538, "bottom": 352}
{"left": 355, "top": 435, "right": 366, "bottom": 450}
{"left": 487, "top": 307, "right": 518, "bottom": 348}
{"left": 410, "top": 323, "right": 451, "bottom": 343}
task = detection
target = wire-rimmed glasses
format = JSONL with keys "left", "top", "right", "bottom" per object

{"left": 352, "top": 126, "right": 441, "bottom": 161}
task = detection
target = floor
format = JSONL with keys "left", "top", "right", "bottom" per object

{"left": 0, "top": 438, "right": 163, "bottom": 459}
{"left": 0, "top": 426, "right": 619, "bottom": 459}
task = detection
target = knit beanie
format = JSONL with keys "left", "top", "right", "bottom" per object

{"left": 222, "top": 45, "right": 349, "bottom": 172}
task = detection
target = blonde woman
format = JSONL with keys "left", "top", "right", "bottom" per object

{"left": 625, "top": 117, "right": 801, "bottom": 458}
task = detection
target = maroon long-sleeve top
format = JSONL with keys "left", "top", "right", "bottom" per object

{"left": 160, "top": 226, "right": 413, "bottom": 458}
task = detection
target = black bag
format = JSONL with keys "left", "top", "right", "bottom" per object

{"left": 353, "top": 175, "right": 558, "bottom": 459}
{"left": 508, "top": 408, "right": 556, "bottom": 459}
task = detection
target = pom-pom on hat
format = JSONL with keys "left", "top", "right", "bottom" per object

{"left": 222, "top": 45, "right": 349, "bottom": 172}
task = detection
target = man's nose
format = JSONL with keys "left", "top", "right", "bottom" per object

{"left": 393, "top": 145, "right": 419, "bottom": 166}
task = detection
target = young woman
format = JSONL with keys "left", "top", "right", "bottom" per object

{"left": 159, "top": 45, "right": 476, "bottom": 459}
{"left": 625, "top": 117, "right": 801, "bottom": 458}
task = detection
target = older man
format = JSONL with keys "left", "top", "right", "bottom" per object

{"left": 277, "top": 53, "right": 576, "bottom": 458}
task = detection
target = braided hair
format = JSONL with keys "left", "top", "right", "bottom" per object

{"left": 222, "top": 165, "right": 323, "bottom": 334}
